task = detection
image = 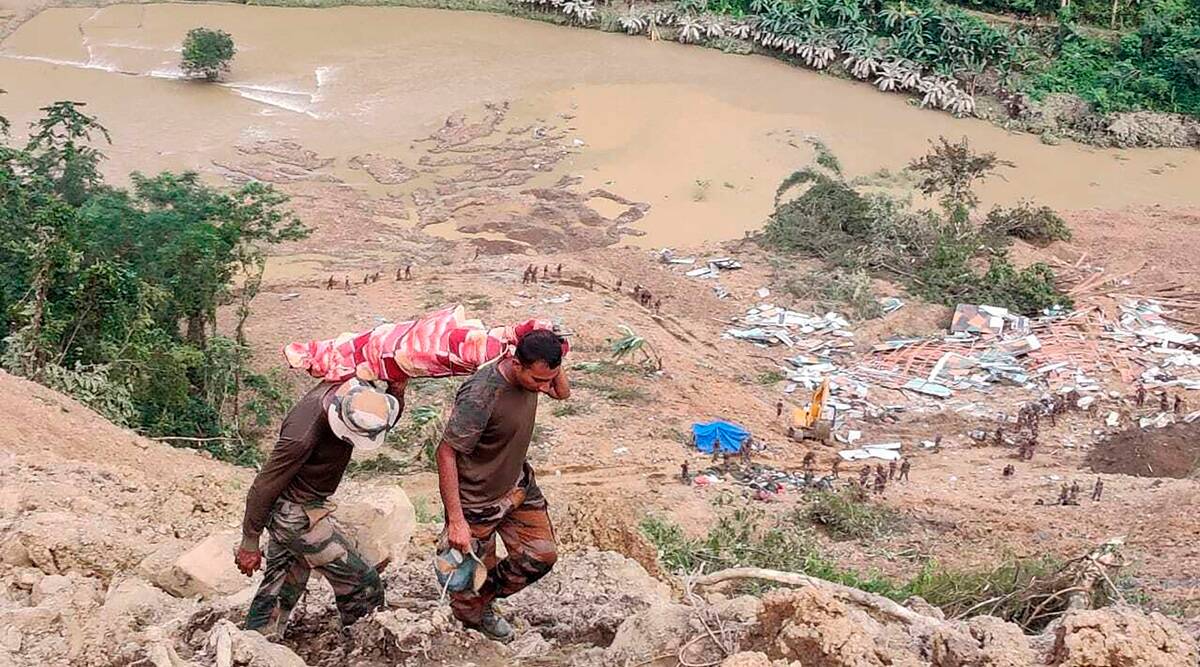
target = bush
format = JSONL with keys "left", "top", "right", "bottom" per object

{"left": 0, "top": 103, "right": 307, "bottom": 466}
{"left": 643, "top": 510, "right": 1126, "bottom": 630}
{"left": 1029, "top": 4, "right": 1200, "bottom": 117}
{"left": 985, "top": 201, "right": 1072, "bottom": 246}
{"left": 181, "top": 27, "right": 236, "bottom": 81}
{"left": 763, "top": 138, "right": 1070, "bottom": 316}
{"left": 805, "top": 490, "right": 901, "bottom": 541}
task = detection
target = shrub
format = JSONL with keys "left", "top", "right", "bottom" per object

{"left": 985, "top": 201, "right": 1073, "bottom": 246}
{"left": 806, "top": 490, "right": 901, "bottom": 541}
{"left": 181, "top": 28, "right": 236, "bottom": 81}
{"left": 763, "top": 138, "right": 1070, "bottom": 315}
{"left": 643, "top": 511, "right": 1127, "bottom": 630}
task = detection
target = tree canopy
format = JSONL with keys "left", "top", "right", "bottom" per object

{"left": 181, "top": 27, "right": 236, "bottom": 81}
{"left": 0, "top": 102, "right": 307, "bottom": 464}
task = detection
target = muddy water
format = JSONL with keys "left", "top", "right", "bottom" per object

{"left": 1, "top": 3, "right": 1197, "bottom": 249}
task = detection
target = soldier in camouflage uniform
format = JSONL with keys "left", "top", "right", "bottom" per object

{"left": 236, "top": 377, "right": 404, "bottom": 637}
{"left": 436, "top": 330, "right": 570, "bottom": 642}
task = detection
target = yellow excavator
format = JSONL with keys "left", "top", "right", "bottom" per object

{"left": 790, "top": 378, "right": 832, "bottom": 444}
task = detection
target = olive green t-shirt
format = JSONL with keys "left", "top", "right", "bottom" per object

{"left": 443, "top": 362, "right": 539, "bottom": 508}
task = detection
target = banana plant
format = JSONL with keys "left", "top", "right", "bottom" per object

{"left": 676, "top": 15, "right": 705, "bottom": 43}
{"left": 702, "top": 15, "right": 726, "bottom": 38}
{"left": 611, "top": 325, "right": 662, "bottom": 371}
{"left": 619, "top": 10, "right": 650, "bottom": 34}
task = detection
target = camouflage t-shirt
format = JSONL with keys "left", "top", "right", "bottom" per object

{"left": 443, "top": 361, "right": 539, "bottom": 508}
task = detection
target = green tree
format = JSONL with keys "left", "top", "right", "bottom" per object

{"left": 0, "top": 102, "right": 308, "bottom": 464}
{"left": 181, "top": 27, "right": 236, "bottom": 81}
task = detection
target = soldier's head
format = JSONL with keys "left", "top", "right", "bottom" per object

{"left": 511, "top": 329, "right": 566, "bottom": 393}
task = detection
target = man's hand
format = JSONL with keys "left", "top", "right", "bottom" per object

{"left": 235, "top": 547, "right": 263, "bottom": 576}
{"left": 544, "top": 367, "right": 571, "bottom": 400}
{"left": 447, "top": 516, "right": 472, "bottom": 554}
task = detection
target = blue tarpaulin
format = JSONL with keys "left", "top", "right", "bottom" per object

{"left": 692, "top": 420, "right": 750, "bottom": 454}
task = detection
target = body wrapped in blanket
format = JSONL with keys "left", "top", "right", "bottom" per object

{"left": 283, "top": 305, "right": 565, "bottom": 382}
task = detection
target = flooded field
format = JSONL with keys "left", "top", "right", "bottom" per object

{"left": 1, "top": 3, "right": 1197, "bottom": 249}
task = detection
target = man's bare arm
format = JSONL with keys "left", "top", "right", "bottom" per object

{"left": 436, "top": 440, "right": 472, "bottom": 552}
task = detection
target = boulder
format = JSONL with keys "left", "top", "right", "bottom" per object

{"left": 334, "top": 485, "right": 417, "bottom": 568}
{"left": 208, "top": 620, "right": 308, "bottom": 667}
{"left": 1049, "top": 605, "right": 1199, "bottom": 667}
{"left": 169, "top": 532, "right": 248, "bottom": 600}
{"left": 604, "top": 603, "right": 695, "bottom": 666}
{"left": 507, "top": 549, "right": 672, "bottom": 645}
{"left": 753, "top": 587, "right": 924, "bottom": 667}
{"left": 931, "top": 615, "right": 1036, "bottom": 667}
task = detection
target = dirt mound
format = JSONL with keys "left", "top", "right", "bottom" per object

{"left": 1049, "top": 605, "right": 1200, "bottom": 666}
{"left": 1087, "top": 422, "right": 1200, "bottom": 478}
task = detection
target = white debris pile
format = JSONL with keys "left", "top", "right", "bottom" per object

{"left": 724, "top": 304, "right": 850, "bottom": 348}
{"left": 1114, "top": 300, "right": 1200, "bottom": 390}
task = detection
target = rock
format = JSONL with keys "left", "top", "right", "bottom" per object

{"left": 752, "top": 587, "right": 922, "bottom": 667}
{"left": 720, "top": 652, "right": 773, "bottom": 667}
{"left": 0, "top": 626, "right": 21, "bottom": 653}
{"left": 348, "top": 606, "right": 506, "bottom": 665}
{"left": 931, "top": 615, "right": 1036, "bottom": 667}
{"left": 169, "top": 532, "right": 248, "bottom": 599}
{"left": 31, "top": 572, "right": 103, "bottom": 609}
{"left": 509, "top": 631, "right": 553, "bottom": 660}
{"left": 507, "top": 549, "right": 671, "bottom": 645}
{"left": 904, "top": 595, "right": 946, "bottom": 621}
{"left": 9, "top": 511, "right": 149, "bottom": 580}
{"left": 208, "top": 620, "right": 308, "bottom": 667}
{"left": 1106, "top": 112, "right": 1200, "bottom": 149}
{"left": 604, "top": 603, "right": 694, "bottom": 666}
{"left": 101, "top": 577, "right": 189, "bottom": 630}
{"left": 333, "top": 485, "right": 417, "bottom": 568}
{"left": 0, "top": 538, "right": 32, "bottom": 567}
{"left": 1049, "top": 605, "right": 1199, "bottom": 666}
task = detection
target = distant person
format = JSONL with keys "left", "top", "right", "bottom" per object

{"left": 236, "top": 377, "right": 405, "bottom": 637}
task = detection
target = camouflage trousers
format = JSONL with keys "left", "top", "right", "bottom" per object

{"left": 245, "top": 499, "right": 384, "bottom": 635}
{"left": 443, "top": 479, "right": 558, "bottom": 625}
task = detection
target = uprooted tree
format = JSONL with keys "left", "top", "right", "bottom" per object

{"left": 0, "top": 102, "right": 308, "bottom": 464}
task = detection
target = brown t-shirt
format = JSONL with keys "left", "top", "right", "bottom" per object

{"left": 443, "top": 361, "right": 539, "bottom": 508}
{"left": 241, "top": 381, "right": 394, "bottom": 543}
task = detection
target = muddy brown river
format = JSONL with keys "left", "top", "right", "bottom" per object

{"left": 1, "top": 3, "right": 1197, "bottom": 249}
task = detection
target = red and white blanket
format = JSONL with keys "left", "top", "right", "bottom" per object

{"left": 283, "top": 305, "right": 560, "bottom": 382}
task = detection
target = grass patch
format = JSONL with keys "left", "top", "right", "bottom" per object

{"left": 552, "top": 401, "right": 589, "bottom": 417}
{"left": 459, "top": 292, "right": 493, "bottom": 311}
{"left": 640, "top": 508, "right": 895, "bottom": 596}
{"left": 782, "top": 268, "right": 883, "bottom": 322}
{"left": 756, "top": 370, "right": 785, "bottom": 385}
{"left": 642, "top": 508, "right": 1117, "bottom": 631}
{"left": 805, "top": 490, "right": 902, "bottom": 541}
{"left": 346, "top": 454, "right": 410, "bottom": 477}
{"left": 412, "top": 496, "right": 442, "bottom": 524}
{"left": 572, "top": 359, "right": 643, "bottom": 377}
{"left": 420, "top": 286, "right": 447, "bottom": 310}
{"left": 573, "top": 362, "right": 651, "bottom": 404}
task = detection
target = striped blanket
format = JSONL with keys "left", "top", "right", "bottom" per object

{"left": 284, "top": 304, "right": 558, "bottom": 382}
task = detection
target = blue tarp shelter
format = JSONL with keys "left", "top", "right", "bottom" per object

{"left": 691, "top": 420, "right": 750, "bottom": 454}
